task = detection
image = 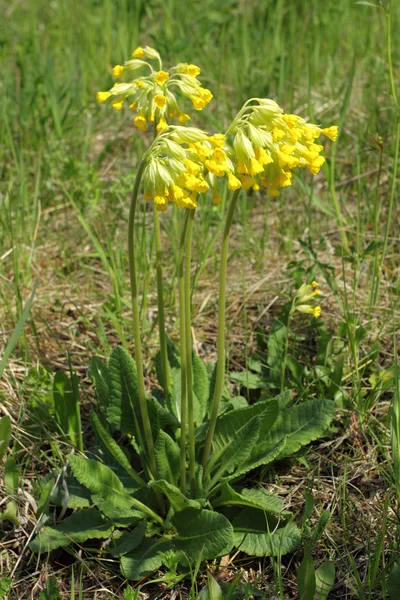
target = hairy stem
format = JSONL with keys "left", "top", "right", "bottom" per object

{"left": 184, "top": 209, "right": 196, "bottom": 495}
{"left": 202, "top": 189, "right": 240, "bottom": 474}
{"left": 153, "top": 206, "right": 170, "bottom": 391}
{"left": 179, "top": 211, "right": 190, "bottom": 494}
{"left": 128, "top": 160, "right": 158, "bottom": 479}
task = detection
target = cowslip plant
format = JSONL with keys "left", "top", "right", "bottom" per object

{"left": 31, "top": 47, "right": 337, "bottom": 581}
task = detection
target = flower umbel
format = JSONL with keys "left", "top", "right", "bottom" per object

{"left": 294, "top": 281, "right": 322, "bottom": 318}
{"left": 96, "top": 47, "right": 213, "bottom": 132}
{"left": 223, "top": 99, "right": 338, "bottom": 196}
{"left": 141, "top": 127, "right": 230, "bottom": 211}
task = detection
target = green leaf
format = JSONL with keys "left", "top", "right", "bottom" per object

{"left": 39, "top": 576, "right": 62, "bottom": 600}
{"left": 209, "top": 399, "right": 279, "bottom": 469}
{"left": 30, "top": 507, "right": 114, "bottom": 553}
{"left": 267, "top": 319, "right": 288, "bottom": 387}
{"left": 89, "top": 411, "right": 144, "bottom": 487}
{"left": 4, "top": 455, "right": 18, "bottom": 495}
{"left": 213, "top": 484, "right": 288, "bottom": 516}
{"left": 107, "top": 346, "right": 143, "bottom": 439}
{"left": 207, "top": 416, "right": 260, "bottom": 490}
{"left": 149, "top": 480, "right": 202, "bottom": 512}
{"left": 229, "top": 370, "right": 267, "bottom": 390}
{"left": 154, "top": 431, "right": 180, "bottom": 485}
{"left": 0, "top": 416, "right": 12, "bottom": 462}
{"left": 89, "top": 356, "right": 110, "bottom": 414}
{"left": 172, "top": 508, "right": 234, "bottom": 564}
{"left": 229, "top": 438, "right": 286, "bottom": 481}
{"left": 297, "top": 553, "right": 316, "bottom": 600}
{"left": 50, "top": 474, "right": 91, "bottom": 508}
{"left": 53, "top": 371, "right": 82, "bottom": 450}
{"left": 264, "top": 399, "right": 335, "bottom": 458}
{"left": 121, "top": 537, "right": 172, "bottom": 580}
{"left": 147, "top": 396, "right": 180, "bottom": 439}
{"left": 315, "top": 561, "right": 335, "bottom": 600}
{"left": 110, "top": 521, "right": 146, "bottom": 557}
{"left": 233, "top": 508, "right": 301, "bottom": 556}
{"left": 193, "top": 354, "right": 210, "bottom": 421}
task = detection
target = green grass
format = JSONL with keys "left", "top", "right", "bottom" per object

{"left": 1, "top": 0, "right": 400, "bottom": 598}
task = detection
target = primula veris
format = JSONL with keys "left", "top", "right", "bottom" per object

{"left": 96, "top": 46, "right": 213, "bottom": 133}
{"left": 223, "top": 99, "right": 338, "bottom": 197}
{"left": 294, "top": 281, "right": 322, "bottom": 318}
{"left": 142, "top": 127, "right": 231, "bottom": 212}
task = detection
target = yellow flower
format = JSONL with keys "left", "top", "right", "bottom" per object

{"left": 321, "top": 126, "right": 339, "bottom": 141}
{"left": 134, "top": 114, "right": 147, "bottom": 131}
{"left": 132, "top": 46, "right": 144, "bottom": 58}
{"left": 154, "top": 195, "right": 168, "bottom": 212}
{"left": 228, "top": 173, "right": 242, "bottom": 190}
{"left": 112, "top": 65, "right": 124, "bottom": 78}
{"left": 213, "top": 148, "right": 227, "bottom": 163}
{"left": 208, "top": 134, "right": 225, "bottom": 148}
{"left": 198, "top": 88, "right": 213, "bottom": 104}
{"left": 111, "top": 98, "right": 124, "bottom": 111}
{"left": 96, "top": 91, "right": 112, "bottom": 103}
{"left": 191, "top": 96, "right": 206, "bottom": 110}
{"left": 212, "top": 190, "right": 222, "bottom": 205}
{"left": 155, "top": 70, "right": 169, "bottom": 85}
{"left": 129, "top": 102, "right": 137, "bottom": 111}
{"left": 184, "top": 158, "right": 202, "bottom": 176}
{"left": 205, "top": 159, "right": 228, "bottom": 177}
{"left": 135, "top": 80, "right": 144, "bottom": 88}
{"left": 177, "top": 112, "right": 190, "bottom": 124}
{"left": 186, "top": 64, "right": 201, "bottom": 77}
{"left": 156, "top": 118, "right": 169, "bottom": 132}
{"left": 269, "top": 187, "right": 280, "bottom": 197}
{"left": 154, "top": 94, "right": 167, "bottom": 108}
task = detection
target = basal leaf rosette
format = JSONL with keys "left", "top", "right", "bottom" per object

{"left": 142, "top": 127, "right": 232, "bottom": 211}
{"left": 96, "top": 46, "right": 213, "bottom": 133}
{"left": 224, "top": 99, "right": 338, "bottom": 196}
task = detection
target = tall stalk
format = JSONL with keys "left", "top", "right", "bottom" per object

{"left": 184, "top": 209, "right": 196, "bottom": 495}
{"left": 151, "top": 121, "right": 170, "bottom": 392}
{"left": 128, "top": 160, "right": 158, "bottom": 479}
{"left": 202, "top": 189, "right": 240, "bottom": 473}
{"left": 153, "top": 205, "right": 170, "bottom": 391}
{"left": 179, "top": 211, "right": 190, "bottom": 494}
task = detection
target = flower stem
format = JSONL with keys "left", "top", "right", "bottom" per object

{"left": 202, "top": 189, "right": 240, "bottom": 474}
{"left": 179, "top": 210, "right": 190, "bottom": 494}
{"left": 153, "top": 206, "right": 170, "bottom": 391}
{"left": 184, "top": 209, "right": 196, "bottom": 496}
{"left": 280, "top": 305, "right": 294, "bottom": 393}
{"left": 128, "top": 160, "right": 158, "bottom": 479}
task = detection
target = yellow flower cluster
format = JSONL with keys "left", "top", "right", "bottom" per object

{"left": 96, "top": 46, "right": 213, "bottom": 133}
{"left": 142, "top": 127, "right": 230, "bottom": 211}
{"left": 294, "top": 281, "right": 322, "bottom": 318}
{"left": 226, "top": 99, "right": 338, "bottom": 197}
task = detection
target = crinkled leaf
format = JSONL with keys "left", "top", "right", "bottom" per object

{"left": 89, "top": 356, "right": 109, "bottom": 415}
{"left": 154, "top": 431, "right": 180, "bottom": 485}
{"left": 89, "top": 411, "right": 144, "bottom": 487}
{"left": 30, "top": 507, "right": 114, "bottom": 553}
{"left": 193, "top": 354, "right": 209, "bottom": 422}
{"left": 233, "top": 438, "right": 286, "bottom": 480}
{"left": 207, "top": 416, "right": 260, "bottom": 489}
{"left": 109, "top": 521, "right": 146, "bottom": 557}
{"left": 233, "top": 508, "right": 300, "bottom": 556}
{"left": 39, "top": 576, "right": 62, "bottom": 600}
{"left": 148, "top": 396, "right": 179, "bottom": 440}
{"left": 209, "top": 399, "right": 279, "bottom": 469}
{"left": 172, "top": 508, "right": 234, "bottom": 564}
{"left": 229, "top": 371, "right": 267, "bottom": 390}
{"left": 50, "top": 474, "right": 92, "bottom": 508}
{"left": 53, "top": 371, "right": 82, "bottom": 450}
{"left": 107, "top": 346, "right": 143, "bottom": 438}
{"left": 121, "top": 537, "right": 172, "bottom": 580}
{"left": 91, "top": 496, "right": 143, "bottom": 527}
{"left": 149, "top": 480, "right": 202, "bottom": 512}
{"left": 264, "top": 399, "right": 335, "bottom": 458}
{"left": 214, "top": 484, "right": 289, "bottom": 516}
